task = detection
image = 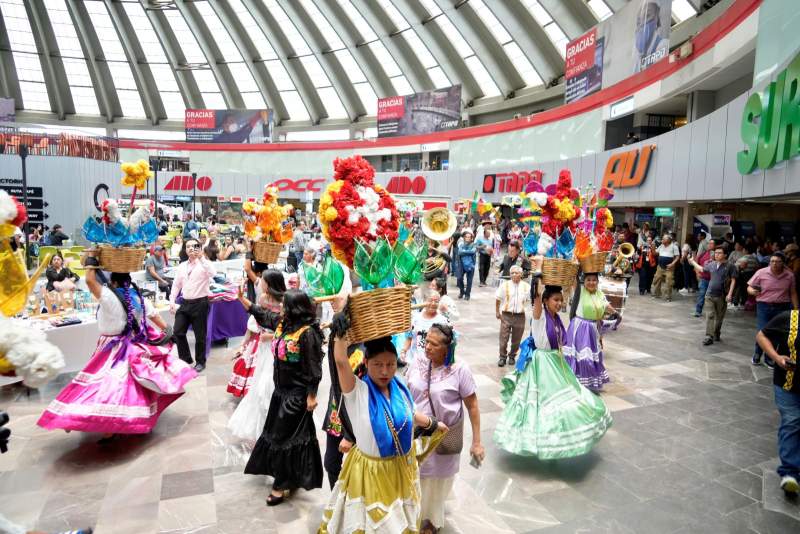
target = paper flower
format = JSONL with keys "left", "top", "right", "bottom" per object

{"left": 243, "top": 185, "right": 294, "bottom": 243}
{"left": 0, "top": 318, "right": 65, "bottom": 388}
{"left": 319, "top": 156, "right": 399, "bottom": 267}
{"left": 393, "top": 240, "right": 427, "bottom": 285}
{"left": 100, "top": 198, "right": 122, "bottom": 226}
{"left": 120, "top": 159, "right": 153, "bottom": 190}
{"left": 0, "top": 190, "right": 26, "bottom": 228}
{"left": 303, "top": 256, "right": 345, "bottom": 298}
{"left": 353, "top": 238, "right": 395, "bottom": 287}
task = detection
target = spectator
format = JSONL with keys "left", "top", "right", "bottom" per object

{"left": 651, "top": 234, "right": 680, "bottom": 301}
{"left": 755, "top": 309, "right": 799, "bottom": 496}
{"left": 475, "top": 226, "right": 494, "bottom": 287}
{"left": 204, "top": 238, "right": 220, "bottom": 262}
{"left": 495, "top": 265, "right": 531, "bottom": 368}
{"left": 456, "top": 229, "right": 476, "bottom": 301}
{"left": 697, "top": 231, "right": 709, "bottom": 257}
{"left": 624, "top": 132, "right": 640, "bottom": 145}
{"left": 692, "top": 239, "right": 716, "bottom": 317}
{"left": 170, "top": 234, "right": 184, "bottom": 260}
{"left": 145, "top": 245, "right": 172, "bottom": 299}
{"left": 733, "top": 243, "right": 760, "bottom": 309}
{"left": 498, "top": 240, "right": 531, "bottom": 279}
{"left": 749, "top": 252, "right": 799, "bottom": 366}
{"left": 182, "top": 214, "right": 198, "bottom": 239}
{"left": 292, "top": 221, "right": 309, "bottom": 267}
{"left": 689, "top": 247, "right": 737, "bottom": 346}
{"left": 46, "top": 224, "right": 69, "bottom": 246}
{"left": 636, "top": 235, "right": 657, "bottom": 295}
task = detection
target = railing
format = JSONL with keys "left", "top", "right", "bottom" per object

{"left": 0, "top": 127, "right": 119, "bottom": 162}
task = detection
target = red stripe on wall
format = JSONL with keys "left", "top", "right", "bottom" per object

{"left": 119, "top": 0, "right": 761, "bottom": 153}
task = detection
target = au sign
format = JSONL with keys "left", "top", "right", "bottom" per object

{"left": 738, "top": 52, "right": 800, "bottom": 174}
{"left": 601, "top": 145, "right": 655, "bottom": 189}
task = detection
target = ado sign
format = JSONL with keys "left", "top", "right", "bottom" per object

{"left": 738, "top": 52, "right": 800, "bottom": 174}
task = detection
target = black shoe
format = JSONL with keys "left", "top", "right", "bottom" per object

{"left": 497, "top": 357, "right": 507, "bottom": 367}
{"left": 714, "top": 335, "right": 721, "bottom": 342}
{"left": 507, "top": 356, "right": 516, "bottom": 366}
{"left": 702, "top": 336, "right": 714, "bottom": 346}
{"left": 458, "top": 294, "right": 464, "bottom": 300}
{"left": 266, "top": 491, "right": 286, "bottom": 506}
{"left": 751, "top": 355, "right": 762, "bottom": 366}
{"left": 194, "top": 363, "right": 206, "bottom": 372}
{"left": 464, "top": 296, "right": 470, "bottom": 301}
{"left": 765, "top": 359, "right": 775, "bottom": 369}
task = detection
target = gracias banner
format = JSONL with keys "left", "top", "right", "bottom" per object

{"left": 184, "top": 109, "right": 273, "bottom": 144}
{"left": 565, "top": 0, "right": 672, "bottom": 103}
{"left": 377, "top": 85, "right": 461, "bottom": 138}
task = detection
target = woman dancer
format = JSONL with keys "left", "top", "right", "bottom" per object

{"left": 319, "top": 321, "right": 447, "bottom": 534}
{"left": 494, "top": 260, "right": 611, "bottom": 457}
{"left": 236, "top": 286, "right": 324, "bottom": 505}
{"left": 226, "top": 270, "right": 285, "bottom": 400}
{"left": 563, "top": 272, "right": 617, "bottom": 391}
{"left": 38, "top": 250, "right": 197, "bottom": 440}
{"left": 407, "top": 323, "right": 483, "bottom": 534}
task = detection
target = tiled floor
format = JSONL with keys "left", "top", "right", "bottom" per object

{"left": 2, "top": 278, "right": 800, "bottom": 533}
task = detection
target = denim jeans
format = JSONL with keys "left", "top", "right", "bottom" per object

{"left": 774, "top": 386, "right": 800, "bottom": 479}
{"left": 754, "top": 302, "right": 793, "bottom": 357}
{"left": 457, "top": 268, "right": 475, "bottom": 298}
{"left": 695, "top": 278, "right": 709, "bottom": 315}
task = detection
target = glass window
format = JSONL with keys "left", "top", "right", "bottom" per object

{"left": 376, "top": 0, "right": 410, "bottom": 31}
{"left": 201, "top": 92, "right": 226, "bottom": 109}
{"left": 543, "top": 23, "right": 569, "bottom": 58}
{"left": 334, "top": 50, "right": 367, "bottom": 84}
{"left": 353, "top": 82, "right": 378, "bottom": 115}
{"left": 672, "top": 0, "right": 697, "bottom": 22}
{"left": 0, "top": 0, "right": 50, "bottom": 110}
{"left": 84, "top": 2, "right": 127, "bottom": 61}
{"left": 521, "top": 0, "right": 552, "bottom": 25}
{"left": 121, "top": 2, "right": 168, "bottom": 63}
{"left": 159, "top": 91, "right": 186, "bottom": 119}
{"left": 241, "top": 92, "right": 267, "bottom": 109}
{"left": 262, "top": 0, "right": 311, "bottom": 56}
{"left": 299, "top": 0, "right": 344, "bottom": 50}
{"left": 317, "top": 87, "right": 348, "bottom": 119}
{"left": 280, "top": 90, "right": 310, "bottom": 121}
{"left": 229, "top": 0, "right": 278, "bottom": 60}
{"left": 503, "top": 42, "right": 543, "bottom": 87}
{"left": 390, "top": 76, "right": 413, "bottom": 96}
{"left": 471, "top": 0, "right": 512, "bottom": 44}
{"left": 336, "top": 0, "right": 377, "bottom": 41}
{"left": 427, "top": 67, "right": 451, "bottom": 89}
{"left": 369, "top": 42, "right": 401, "bottom": 78}
{"left": 300, "top": 56, "right": 332, "bottom": 87}
{"left": 465, "top": 55, "right": 501, "bottom": 97}
{"left": 265, "top": 60, "right": 295, "bottom": 91}
{"left": 163, "top": 9, "right": 209, "bottom": 64}
{"left": 587, "top": 0, "right": 613, "bottom": 21}
{"left": 18, "top": 81, "right": 51, "bottom": 111}
{"left": 227, "top": 63, "right": 259, "bottom": 93}
{"left": 194, "top": 1, "right": 244, "bottom": 62}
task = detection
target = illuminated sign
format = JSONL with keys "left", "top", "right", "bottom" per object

{"left": 601, "top": 145, "right": 655, "bottom": 189}
{"left": 482, "top": 170, "right": 543, "bottom": 194}
{"left": 271, "top": 178, "right": 325, "bottom": 192}
{"left": 738, "top": 53, "right": 800, "bottom": 174}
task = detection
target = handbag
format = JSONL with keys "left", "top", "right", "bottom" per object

{"left": 427, "top": 360, "right": 464, "bottom": 455}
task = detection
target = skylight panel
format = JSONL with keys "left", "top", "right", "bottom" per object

{"left": 435, "top": 16, "right": 473, "bottom": 58}
{"left": 471, "top": 0, "right": 512, "bottom": 44}
{"left": 121, "top": 2, "right": 168, "bottom": 63}
{"left": 202, "top": 92, "right": 226, "bottom": 109}
{"left": 0, "top": 0, "right": 38, "bottom": 53}
{"left": 280, "top": 90, "right": 310, "bottom": 121}
{"left": 369, "top": 42, "right": 402, "bottom": 77}
{"left": 335, "top": 50, "right": 367, "bottom": 84}
{"left": 83, "top": 2, "right": 127, "bottom": 61}
{"left": 300, "top": 56, "right": 332, "bottom": 87}
{"left": 465, "top": 55, "right": 501, "bottom": 97}
{"left": 376, "top": 0, "right": 410, "bottom": 31}
{"left": 317, "top": 87, "right": 348, "bottom": 119}
{"left": 402, "top": 31, "right": 437, "bottom": 69}
{"left": 265, "top": 60, "right": 296, "bottom": 91}
{"left": 503, "top": 42, "right": 543, "bottom": 87}
{"left": 195, "top": 1, "right": 245, "bottom": 62}
{"left": 428, "top": 66, "right": 450, "bottom": 89}
{"left": 587, "top": 0, "right": 613, "bottom": 21}
{"left": 229, "top": 0, "right": 278, "bottom": 60}
{"left": 353, "top": 82, "right": 378, "bottom": 115}
{"left": 522, "top": 0, "right": 553, "bottom": 26}
{"left": 390, "top": 76, "right": 413, "bottom": 96}
{"left": 163, "top": 10, "right": 208, "bottom": 64}
{"left": 544, "top": 23, "right": 569, "bottom": 58}
{"left": 299, "top": 0, "right": 344, "bottom": 50}
{"left": 241, "top": 92, "right": 267, "bottom": 109}
{"left": 336, "top": 0, "right": 377, "bottom": 41}
{"left": 227, "top": 63, "right": 260, "bottom": 93}
{"left": 43, "top": 0, "right": 83, "bottom": 57}
{"left": 263, "top": 0, "right": 312, "bottom": 56}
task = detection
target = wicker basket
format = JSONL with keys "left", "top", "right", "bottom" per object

{"left": 98, "top": 245, "right": 146, "bottom": 273}
{"left": 541, "top": 257, "right": 579, "bottom": 288}
{"left": 252, "top": 240, "right": 283, "bottom": 264}
{"left": 348, "top": 285, "right": 414, "bottom": 344}
{"left": 580, "top": 252, "right": 608, "bottom": 273}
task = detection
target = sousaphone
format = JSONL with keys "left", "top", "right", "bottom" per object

{"left": 421, "top": 207, "right": 457, "bottom": 242}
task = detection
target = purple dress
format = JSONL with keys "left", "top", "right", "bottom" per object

{"left": 407, "top": 357, "right": 477, "bottom": 478}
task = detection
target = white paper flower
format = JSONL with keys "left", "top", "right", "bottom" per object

{"left": 0, "top": 190, "right": 19, "bottom": 225}
{"left": 537, "top": 233, "right": 555, "bottom": 256}
{"left": 16, "top": 341, "right": 65, "bottom": 389}
{"left": 532, "top": 192, "right": 548, "bottom": 207}
{"left": 0, "top": 318, "right": 65, "bottom": 388}
{"left": 129, "top": 206, "right": 152, "bottom": 233}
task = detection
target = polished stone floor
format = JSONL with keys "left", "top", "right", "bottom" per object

{"left": 2, "top": 276, "right": 800, "bottom": 533}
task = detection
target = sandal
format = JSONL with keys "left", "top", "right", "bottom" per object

{"left": 266, "top": 490, "right": 287, "bottom": 506}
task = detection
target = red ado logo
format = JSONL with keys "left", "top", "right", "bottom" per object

{"left": 482, "top": 170, "right": 543, "bottom": 194}
{"left": 164, "top": 175, "right": 212, "bottom": 191}
{"left": 386, "top": 175, "right": 426, "bottom": 194}
{"left": 272, "top": 178, "right": 325, "bottom": 192}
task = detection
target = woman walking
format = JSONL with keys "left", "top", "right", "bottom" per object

{"left": 407, "top": 323, "right": 483, "bottom": 534}
{"left": 38, "top": 250, "right": 196, "bottom": 439}
{"left": 236, "top": 286, "right": 325, "bottom": 505}
{"left": 456, "top": 230, "right": 477, "bottom": 300}
{"left": 319, "top": 316, "right": 447, "bottom": 533}
{"left": 401, "top": 293, "right": 449, "bottom": 366}
{"left": 494, "top": 260, "right": 611, "bottom": 457}
{"left": 563, "top": 272, "right": 618, "bottom": 391}
{"left": 429, "top": 277, "right": 460, "bottom": 323}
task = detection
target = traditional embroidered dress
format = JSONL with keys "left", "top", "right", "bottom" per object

{"left": 243, "top": 305, "right": 324, "bottom": 491}
{"left": 37, "top": 286, "right": 197, "bottom": 434}
{"left": 563, "top": 287, "right": 611, "bottom": 390}
{"left": 494, "top": 309, "right": 612, "bottom": 458}
{"left": 227, "top": 316, "right": 263, "bottom": 397}
{"left": 319, "top": 376, "right": 445, "bottom": 534}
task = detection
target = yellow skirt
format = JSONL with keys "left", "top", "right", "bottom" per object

{"left": 319, "top": 430, "right": 445, "bottom": 534}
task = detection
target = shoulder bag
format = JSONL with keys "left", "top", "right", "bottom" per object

{"left": 427, "top": 360, "right": 464, "bottom": 455}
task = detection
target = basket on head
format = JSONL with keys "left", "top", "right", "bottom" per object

{"left": 541, "top": 257, "right": 579, "bottom": 287}
{"left": 348, "top": 285, "right": 414, "bottom": 344}
{"left": 579, "top": 252, "right": 608, "bottom": 274}
{"left": 252, "top": 240, "right": 283, "bottom": 264}
{"left": 98, "top": 245, "right": 146, "bottom": 273}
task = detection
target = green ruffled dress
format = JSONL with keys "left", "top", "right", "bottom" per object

{"left": 493, "top": 313, "right": 612, "bottom": 459}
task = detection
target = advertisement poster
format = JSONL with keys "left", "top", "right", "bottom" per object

{"left": 565, "top": 0, "right": 672, "bottom": 103}
{"left": 185, "top": 109, "right": 273, "bottom": 144}
{"left": 377, "top": 85, "right": 461, "bottom": 138}
{"left": 565, "top": 29, "right": 604, "bottom": 104}
{"left": 0, "top": 97, "right": 14, "bottom": 122}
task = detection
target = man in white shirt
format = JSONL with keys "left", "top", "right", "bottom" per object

{"left": 170, "top": 238, "right": 217, "bottom": 371}
{"left": 651, "top": 234, "right": 680, "bottom": 302}
{"left": 495, "top": 265, "right": 531, "bottom": 367}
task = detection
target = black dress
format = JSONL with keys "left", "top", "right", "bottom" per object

{"left": 243, "top": 305, "right": 324, "bottom": 491}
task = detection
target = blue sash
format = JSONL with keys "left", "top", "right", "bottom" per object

{"left": 364, "top": 375, "right": 414, "bottom": 457}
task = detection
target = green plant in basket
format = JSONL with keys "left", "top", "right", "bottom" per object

{"left": 303, "top": 256, "right": 345, "bottom": 298}
{"left": 392, "top": 239, "right": 427, "bottom": 285}
{"left": 353, "top": 238, "right": 395, "bottom": 287}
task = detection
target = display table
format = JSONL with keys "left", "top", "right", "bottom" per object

{"left": 201, "top": 298, "right": 249, "bottom": 356}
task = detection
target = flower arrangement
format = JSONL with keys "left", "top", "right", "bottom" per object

{"left": 0, "top": 191, "right": 53, "bottom": 316}
{"left": 0, "top": 318, "right": 65, "bottom": 388}
{"left": 242, "top": 185, "right": 294, "bottom": 243}
{"left": 82, "top": 197, "right": 158, "bottom": 247}
{"left": 575, "top": 185, "right": 616, "bottom": 259}
{"left": 521, "top": 170, "right": 583, "bottom": 259}
{"left": 319, "top": 155, "right": 399, "bottom": 267}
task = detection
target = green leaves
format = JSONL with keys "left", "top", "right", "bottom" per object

{"left": 303, "top": 256, "right": 345, "bottom": 297}
{"left": 354, "top": 238, "right": 395, "bottom": 286}
{"left": 393, "top": 240, "right": 427, "bottom": 285}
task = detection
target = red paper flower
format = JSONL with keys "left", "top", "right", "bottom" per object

{"left": 10, "top": 197, "right": 27, "bottom": 227}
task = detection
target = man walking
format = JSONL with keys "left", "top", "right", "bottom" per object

{"left": 292, "top": 221, "right": 309, "bottom": 268}
{"left": 755, "top": 309, "right": 800, "bottom": 496}
{"left": 498, "top": 240, "right": 531, "bottom": 279}
{"left": 170, "top": 238, "right": 216, "bottom": 372}
{"left": 495, "top": 265, "right": 531, "bottom": 367}
{"left": 689, "top": 246, "right": 736, "bottom": 346}
{"left": 692, "top": 238, "right": 716, "bottom": 317}
{"left": 651, "top": 234, "right": 680, "bottom": 301}
{"left": 750, "top": 252, "right": 799, "bottom": 366}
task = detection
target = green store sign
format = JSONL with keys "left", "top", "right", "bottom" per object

{"left": 738, "top": 52, "right": 800, "bottom": 174}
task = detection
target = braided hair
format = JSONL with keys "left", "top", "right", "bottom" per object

{"left": 110, "top": 272, "right": 146, "bottom": 341}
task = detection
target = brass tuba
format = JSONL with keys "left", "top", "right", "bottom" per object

{"left": 421, "top": 207, "right": 457, "bottom": 242}
{"left": 618, "top": 242, "right": 635, "bottom": 258}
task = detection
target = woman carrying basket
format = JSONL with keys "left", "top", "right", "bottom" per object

{"left": 563, "top": 271, "right": 618, "bottom": 391}
{"left": 494, "top": 256, "right": 611, "bottom": 458}
{"left": 319, "top": 310, "right": 448, "bottom": 534}
{"left": 236, "top": 285, "right": 325, "bottom": 506}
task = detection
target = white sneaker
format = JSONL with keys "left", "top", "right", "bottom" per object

{"left": 678, "top": 289, "right": 688, "bottom": 295}
{"left": 780, "top": 475, "right": 799, "bottom": 494}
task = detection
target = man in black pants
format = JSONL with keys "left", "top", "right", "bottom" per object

{"left": 170, "top": 238, "right": 216, "bottom": 372}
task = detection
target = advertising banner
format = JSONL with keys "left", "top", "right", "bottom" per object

{"left": 565, "top": 0, "right": 672, "bottom": 103}
{"left": 0, "top": 98, "right": 14, "bottom": 122}
{"left": 377, "top": 85, "right": 461, "bottom": 138}
{"left": 185, "top": 109, "right": 273, "bottom": 144}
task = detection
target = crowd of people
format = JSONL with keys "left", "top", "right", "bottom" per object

{"left": 15, "top": 207, "right": 800, "bottom": 533}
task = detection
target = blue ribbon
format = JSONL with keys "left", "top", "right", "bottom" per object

{"left": 364, "top": 375, "right": 414, "bottom": 457}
